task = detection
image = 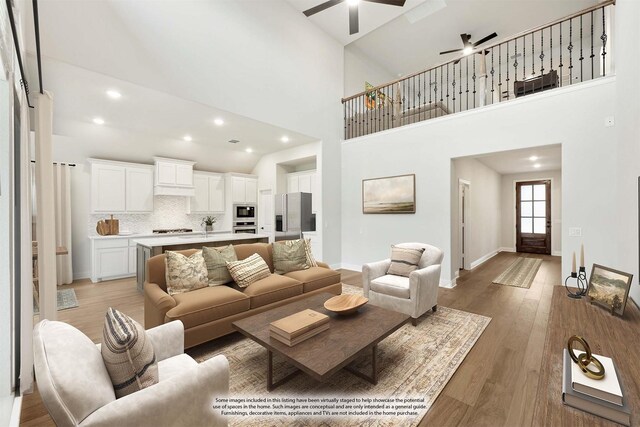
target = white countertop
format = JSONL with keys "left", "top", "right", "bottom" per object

{"left": 89, "top": 231, "right": 232, "bottom": 240}
{"left": 132, "top": 233, "right": 270, "bottom": 248}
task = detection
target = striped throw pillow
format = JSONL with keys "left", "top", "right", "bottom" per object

{"left": 387, "top": 246, "right": 425, "bottom": 277}
{"left": 202, "top": 245, "right": 237, "bottom": 286}
{"left": 101, "top": 308, "right": 158, "bottom": 398}
{"left": 273, "top": 239, "right": 309, "bottom": 274}
{"left": 164, "top": 250, "right": 208, "bottom": 296}
{"left": 227, "top": 253, "right": 271, "bottom": 288}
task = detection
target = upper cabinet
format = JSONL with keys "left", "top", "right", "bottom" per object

{"left": 287, "top": 170, "right": 318, "bottom": 213}
{"left": 230, "top": 175, "right": 258, "bottom": 204}
{"left": 153, "top": 157, "right": 195, "bottom": 196}
{"left": 89, "top": 159, "right": 154, "bottom": 214}
{"left": 188, "top": 172, "right": 225, "bottom": 214}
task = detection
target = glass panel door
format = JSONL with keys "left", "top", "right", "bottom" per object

{"left": 520, "top": 184, "right": 547, "bottom": 234}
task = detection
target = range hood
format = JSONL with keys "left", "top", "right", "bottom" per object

{"left": 153, "top": 157, "right": 196, "bottom": 197}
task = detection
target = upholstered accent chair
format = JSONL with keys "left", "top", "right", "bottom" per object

{"left": 33, "top": 319, "right": 229, "bottom": 427}
{"left": 362, "top": 243, "right": 444, "bottom": 326}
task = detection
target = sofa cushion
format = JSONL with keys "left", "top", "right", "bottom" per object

{"left": 234, "top": 243, "right": 275, "bottom": 272}
{"left": 102, "top": 308, "right": 159, "bottom": 398}
{"left": 202, "top": 245, "right": 237, "bottom": 286}
{"left": 273, "top": 239, "right": 309, "bottom": 274}
{"left": 284, "top": 267, "right": 341, "bottom": 293}
{"left": 242, "top": 274, "right": 303, "bottom": 309}
{"left": 387, "top": 245, "right": 425, "bottom": 277}
{"left": 157, "top": 354, "right": 197, "bottom": 382}
{"left": 276, "top": 239, "right": 318, "bottom": 267}
{"left": 371, "top": 274, "right": 411, "bottom": 299}
{"left": 166, "top": 286, "right": 250, "bottom": 329}
{"left": 227, "top": 253, "right": 271, "bottom": 288}
{"left": 164, "top": 250, "right": 208, "bottom": 296}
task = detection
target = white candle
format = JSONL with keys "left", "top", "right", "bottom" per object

{"left": 572, "top": 252, "right": 576, "bottom": 273}
{"left": 580, "top": 244, "right": 585, "bottom": 268}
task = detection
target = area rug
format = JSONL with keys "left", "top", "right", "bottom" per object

{"left": 33, "top": 288, "right": 79, "bottom": 314}
{"left": 492, "top": 257, "right": 543, "bottom": 288}
{"left": 189, "top": 284, "right": 491, "bottom": 426}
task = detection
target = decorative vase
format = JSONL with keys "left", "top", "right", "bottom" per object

{"left": 206, "top": 225, "right": 213, "bottom": 232}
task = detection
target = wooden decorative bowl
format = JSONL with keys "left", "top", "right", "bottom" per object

{"left": 324, "top": 294, "right": 369, "bottom": 315}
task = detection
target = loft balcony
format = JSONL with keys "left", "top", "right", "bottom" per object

{"left": 341, "top": 1, "right": 614, "bottom": 140}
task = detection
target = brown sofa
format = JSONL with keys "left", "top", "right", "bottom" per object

{"left": 144, "top": 243, "right": 342, "bottom": 348}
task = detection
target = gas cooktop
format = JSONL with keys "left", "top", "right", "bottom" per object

{"left": 152, "top": 228, "right": 193, "bottom": 234}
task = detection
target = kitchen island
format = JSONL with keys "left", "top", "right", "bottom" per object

{"left": 134, "top": 233, "right": 270, "bottom": 291}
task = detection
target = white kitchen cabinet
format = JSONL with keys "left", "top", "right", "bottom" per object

{"left": 188, "top": 172, "right": 226, "bottom": 213}
{"left": 128, "top": 246, "right": 137, "bottom": 275}
{"left": 176, "top": 164, "right": 193, "bottom": 186}
{"left": 230, "top": 175, "right": 258, "bottom": 204}
{"left": 90, "top": 159, "right": 153, "bottom": 214}
{"left": 153, "top": 157, "right": 195, "bottom": 195}
{"left": 287, "top": 170, "right": 318, "bottom": 214}
{"left": 125, "top": 166, "right": 154, "bottom": 213}
{"left": 91, "top": 237, "right": 138, "bottom": 282}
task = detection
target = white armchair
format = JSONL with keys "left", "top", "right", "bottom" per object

{"left": 362, "top": 243, "right": 444, "bottom": 326}
{"left": 33, "top": 319, "right": 229, "bottom": 427}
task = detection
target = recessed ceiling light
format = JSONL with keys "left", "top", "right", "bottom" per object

{"left": 347, "top": 0, "right": 360, "bottom": 5}
{"left": 463, "top": 46, "right": 473, "bottom": 55}
{"left": 245, "top": 148, "right": 253, "bottom": 153}
{"left": 214, "top": 118, "right": 225, "bottom": 126}
{"left": 183, "top": 135, "right": 192, "bottom": 142}
{"left": 92, "top": 117, "right": 105, "bottom": 125}
{"left": 533, "top": 163, "right": 541, "bottom": 168}
{"left": 281, "top": 136, "right": 290, "bottom": 143}
{"left": 106, "top": 90, "right": 121, "bottom": 99}
{"left": 529, "top": 155, "right": 538, "bottom": 161}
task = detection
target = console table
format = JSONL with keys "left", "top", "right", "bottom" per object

{"left": 533, "top": 286, "right": 640, "bottom": 425}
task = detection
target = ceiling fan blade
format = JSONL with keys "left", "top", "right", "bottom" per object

{"left": 440, "top": 48, "right": 463, "bottom": 55}
{"left": 303, "top": 0, "right": 344, "bottom": 17}
{"left": 460, "top": 33, "right": 471, "bottom": 46}
{"left": 362, "top": 0, "right": 407, "bottom": 6}
{"left": 473, "top": 32, "right": 498, "bottom": 47}
{"left": 349, "top": 4, "right": 359, "bottom": 35}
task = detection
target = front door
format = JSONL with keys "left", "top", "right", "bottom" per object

{"left": 516, "top": 180, "right": 551, "bottom": 255}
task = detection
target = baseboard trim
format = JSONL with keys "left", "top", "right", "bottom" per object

{"left": 440, "top": 278, "right": 457, "bottom": 289}
{"left": 499, "top": 247, "right": 516, "bottom": 253}
{"left": 10, "top": 396, "right": 22, "bottom": 427}
{"left": 470, "top": 250, "right": 499, "bottom": 270}
{"left": 73, "top": 271, "right": 90, "bottom": 280}
{"left": 552, "top": 251, "right": 562, "bottom": 257}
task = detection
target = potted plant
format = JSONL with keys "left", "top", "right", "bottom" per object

{"left": 201, "top": 215, "right": 217, "bottom": 232}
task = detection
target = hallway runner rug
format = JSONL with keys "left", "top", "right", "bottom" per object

{"left": 492, "top": 257, "right": 543, "bottom": 288}
{"left": 33, "top": 288, "right": 79, "bottom": 314}
{"left": 189, "top": 284, "right": 491, "bottom": 426}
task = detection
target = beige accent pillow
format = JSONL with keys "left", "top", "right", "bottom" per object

{"left": 281, "top": 238, "right": 318, "bottom": 267}
{"left": 164, "top": 250, "right": 208, "bottom": 296}
{"left": 273, "top": 239, "right": 310, "bottom": 274}
{"left": 387, "top": 245, "right": 425, "bottom": 277}
{"left": 202, "top": 245, "right": 237, "bottom": 286}
{"left": 101, "top": 307, "right": 158, "bottom": 398}
{"left": 226, "top": 253, "right": 271, "bottom": 288}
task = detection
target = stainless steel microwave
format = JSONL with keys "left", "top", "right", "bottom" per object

{"left": 234, "top": 204, "right": 256, "bottom": 220}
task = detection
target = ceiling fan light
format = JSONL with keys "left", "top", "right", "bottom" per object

{"left": 347, "top": 0, "right": 360, "bottom": 6}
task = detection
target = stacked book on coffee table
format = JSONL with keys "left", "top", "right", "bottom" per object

{"left": 270, "top": 309, "right": 330, "bottom": 347}
{"left": 562, "top": 349, "right": 630, "bottom": 425}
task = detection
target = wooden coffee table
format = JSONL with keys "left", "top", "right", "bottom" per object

{"left": 232, "top": 292, "right": 409, "bottom": 390}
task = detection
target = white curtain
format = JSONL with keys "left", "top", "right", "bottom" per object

{"left": 54, "top": 164, "right": 73, "bottom": 285}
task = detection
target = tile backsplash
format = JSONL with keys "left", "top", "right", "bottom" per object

{"left": 88, "top": 196, "right": 226, "bottom": 236}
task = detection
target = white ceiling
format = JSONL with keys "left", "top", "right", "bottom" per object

{"left": 286, "top": 0, "right": 429, "bottom": 45}
{"left": 347, "top": 0, "right": 598, "bottom": 79}
{"left": 474, "top": 145, "right": 562, "bottom": 175}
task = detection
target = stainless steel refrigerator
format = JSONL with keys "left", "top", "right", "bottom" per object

{"left": 274, "top": 192, "right": 313, "bottom": 241}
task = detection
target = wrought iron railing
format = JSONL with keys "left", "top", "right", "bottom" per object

{"left": 341, "top": 1, "right": 614, "bottom": 140}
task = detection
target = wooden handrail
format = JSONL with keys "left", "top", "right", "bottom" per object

{"left": 342, "top": 0, "right": 615, "bottom": 103}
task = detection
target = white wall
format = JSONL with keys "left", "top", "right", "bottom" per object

{"left": 342, "top": 78, "right": 616, "bottom": 286}
{"left": 500, "top": 170, "right": 562, "bottom": 256}
{"left": 344, "top": 46, "right": 396, "bottom": 97}
{"left": 451, "top": 157, "right": 502, "bottom": 275}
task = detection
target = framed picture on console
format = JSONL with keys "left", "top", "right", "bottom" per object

{"left": 587, "top": 264, "right": 633, "bottom": 317}
{"left": 362, "top": 174, "right": 415, "bottom": 214}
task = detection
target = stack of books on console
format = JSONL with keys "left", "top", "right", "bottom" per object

{"left": 270, "top": 309, "right": 330, "bottom": 347}
{"left": 562, "top": 349, "right": 630, "bottom": 426}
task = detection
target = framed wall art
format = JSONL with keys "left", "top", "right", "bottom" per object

{"left": 362, "top": 174, "right": 415, "bottom": 214}
{"left": 587, "top": 263, "right": 634, "bottom": 316}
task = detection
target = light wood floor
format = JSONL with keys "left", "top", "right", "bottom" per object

{"left": 21, "top": 251, "right": 560, "bottom": 426}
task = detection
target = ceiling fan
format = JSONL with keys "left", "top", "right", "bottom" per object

{"left": 440, "top": 33, "right": 498, "bottom": 58}
{"left": 303, "top": 0, "right": 407, "bottom": 36}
